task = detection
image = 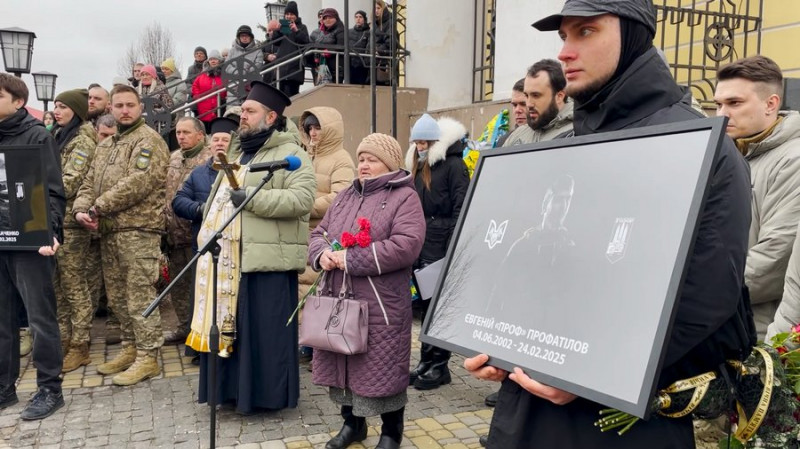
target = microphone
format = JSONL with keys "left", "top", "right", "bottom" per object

{"left": 248, "top": 156, "right": 302, "bottom": 173}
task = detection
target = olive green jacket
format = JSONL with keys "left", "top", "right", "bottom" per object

{"left": 206, "top": 128, "right": 316, "bottom": 273}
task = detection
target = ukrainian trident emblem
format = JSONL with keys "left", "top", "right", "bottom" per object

{"left": 484, "top": 219, "right": 509, "bottom": 250}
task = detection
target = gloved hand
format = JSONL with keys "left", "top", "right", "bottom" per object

{"left": 229, "top": 188, "right": 246, "bottom": 207}
{"left": 194, "top": 203, "right": 205, "bottom": 221}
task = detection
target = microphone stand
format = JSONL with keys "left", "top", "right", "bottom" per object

{"left": 143, "top": 170, "right": 277, "bottom": 449}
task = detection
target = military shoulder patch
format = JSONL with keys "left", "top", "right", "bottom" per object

{"left": 136, "top": 148, "right": 152, "bottom": 170}
{"left": 71, "top": 150, "right": 88, "bottom": 170}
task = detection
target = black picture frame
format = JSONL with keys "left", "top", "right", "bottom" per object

{"left": 419, "top": 117, "right": 728, "bottom": 419}
{"left": 0, "top": 145, "right": 53, "bottom": 250}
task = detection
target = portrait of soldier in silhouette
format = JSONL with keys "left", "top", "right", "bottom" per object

{"left": 486, "top": 175, "right": 576, "bottom": 314}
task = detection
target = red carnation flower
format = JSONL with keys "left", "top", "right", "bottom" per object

{"left": 355, "top": 230, "right": 372, "bottom": 248}
{"left": 777, "top": 346, "right": 788, "bottom": 355}
{"left": 341, "top": 232, "right": 357, "bottom": 248}
{"left": 357, "top": 217, "right": 371, "bottom": 232}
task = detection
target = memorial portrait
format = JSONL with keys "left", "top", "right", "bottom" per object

{"left": 0, "top": 146, "right": 52, "bottom": 250}
{"left": 421, "top": 119, "right": 728, "bottom": 417}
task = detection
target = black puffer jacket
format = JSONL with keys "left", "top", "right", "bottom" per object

{"left": 348, "top": 23, "right": 370, "bottom": 68}
{"left": 404, "top": 117, "right": 470, "bottom": 265}
{"left": 487, "top": 47, "right": 753, "bottom": 449}
{"left": 374, "top": 9, "right": 398, "bottom": 56}
{"left": 0, "top": 109, "right": 66, "bottom": 243}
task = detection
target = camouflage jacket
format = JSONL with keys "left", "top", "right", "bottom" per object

{"left": 61, "top": 122, "right": 98, "bottom": 229}
{"left": 73, "top": 118, "right": 168, "bottom": 234}
{"left": 165, "top": 142, "right": 212, "bottom": 247}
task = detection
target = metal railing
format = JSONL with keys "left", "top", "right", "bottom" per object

{"left": 140, "top": 31, "right": 408, "bottom": 137}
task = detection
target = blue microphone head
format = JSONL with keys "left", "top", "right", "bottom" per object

{"left": 285, "top": 155, "right": 302, "bottom": 171}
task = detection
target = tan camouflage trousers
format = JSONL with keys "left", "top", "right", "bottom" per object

{"left": 101, "top": 230, "right": 164, "bottom": 350}
{"left": 162, "top": 245, "right": 194, "bottom": 333}
{"left": 87, "top": 237, "right": 105, "bottom": 311}
{"left": 55, "top": 227, "right": 95, "bottom": 344}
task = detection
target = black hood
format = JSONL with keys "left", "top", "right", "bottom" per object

{"left": 0, "top": 109, "right": 42, "bottom": 138}
{"left": 572, "top": 47, "right": 684, "bottom": 135}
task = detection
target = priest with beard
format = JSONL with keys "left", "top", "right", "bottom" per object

{"left": 193, "top": 81, "right": 315, "bottom": 414}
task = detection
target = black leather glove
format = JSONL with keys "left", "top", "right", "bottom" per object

{"left": 194, "top": 203, "right": 205, "bottom": 221}
{"left": 229, "top": 189, "right": 246, "bottom": 208}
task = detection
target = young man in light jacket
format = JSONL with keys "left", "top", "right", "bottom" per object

{"left": 714, "top": 55, "right": 800, "bottom": 339}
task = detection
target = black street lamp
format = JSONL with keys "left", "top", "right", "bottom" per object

{"left": 0, "top": 27, "right": 36, "bottom": 77}
{"left": 264, "top": 1, "right": 287, "bottom": 22}
{"left": 32, "top": 71, "right": 57, "bottom": 112}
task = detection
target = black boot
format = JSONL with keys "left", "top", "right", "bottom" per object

{"left": 376, "top": 407, "right": 404, "bottom": 449}
{"left": 409, "top": 343, "right": 435, "bottom": 385}
{"left": 325, "top": 405, "right": 367, "bottom": 449}
{"left": 414, "top": 347, "right": 451, "bottom": 390}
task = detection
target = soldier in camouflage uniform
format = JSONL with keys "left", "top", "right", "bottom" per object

{"left": 163, "top": 117, "right": 212, "bottom": 343}
{"left": 73, "top": 85, "right": 168, "bottom": 386}
{"left": 51, "top": 89, "right": 99, "bottom": 373}
{"left": 91, "top": 115, "right": 118, "bottom": 344}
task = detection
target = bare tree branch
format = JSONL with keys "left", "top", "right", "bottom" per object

{"left": 116, "top": 21, "right": 181, "bottom": 77}
{"left": 117, "top": 44, "right": 141, "bottom": 78}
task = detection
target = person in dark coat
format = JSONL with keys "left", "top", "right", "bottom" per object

{"left": 372, "top": 0, "right": 399, "bottom": 85}
{"left": 0, "top": 73, "right": 67, "bottom": 421}
{"left": 347, "top": 10, "right": 371, "bottom": 85}
{"left": 172, "top": 117, "right": 234, "bottom": 252}
{"left": 263, "top": 1, "right": 310, "bottom": 97}
{"left": 465, "top": 1, "right": 754, "bottom": 449}
{"left": 187, "top": 46, "right": 208, "bottom": 85}
{"left": 404, "top": 114, "right": 469, "bottom": 391}
{"left": 307, "top": 8, "right": 346, "bottom": 84}
{"left": 308, "top": 133, "right": 425, "bottom": 449}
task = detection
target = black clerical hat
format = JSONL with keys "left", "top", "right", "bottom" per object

{"left": 246, "top": 81, "right": 292, "bottom": 116}
{"left": 210, "top": 116, "right": 239, "bottom": 135}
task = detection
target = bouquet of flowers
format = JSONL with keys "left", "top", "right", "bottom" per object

{"left": 594, "top": 327, "right": 800, "bottom": 448}
{"left": 287, "top": 218, "right": 372, "bottom": 325}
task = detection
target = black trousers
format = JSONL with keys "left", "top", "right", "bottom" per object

{"left": 0, "top": 252, "right": 62, "bottom": 391}
{"left": 279, "top": 81, "right": 300, "bottom": 98}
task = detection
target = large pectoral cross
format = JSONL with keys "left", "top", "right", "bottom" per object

{"left": 212, "top": 153, "right": 241, "bottom": 190}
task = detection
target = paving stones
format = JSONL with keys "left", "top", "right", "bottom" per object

{"left": 0, "top": 317, "right": 497, "bottom": 448}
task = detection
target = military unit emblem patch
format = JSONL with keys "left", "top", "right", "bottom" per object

{"left": 71, "top": 151, "right": 88, "bottom": 170}
{"left": 136, "top": 149, "right": 152, "bottom": 170}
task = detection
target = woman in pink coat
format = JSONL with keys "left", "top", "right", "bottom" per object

{"left": 308, "top": 133, "right": 425, "bottom": 449}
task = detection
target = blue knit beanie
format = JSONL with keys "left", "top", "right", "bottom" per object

{"left": 410, "top": 114, "right": 441, "bottom": 141}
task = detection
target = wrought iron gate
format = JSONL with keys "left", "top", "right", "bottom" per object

{"left": 654, "top": 0, "right": 763, "bottom": 108}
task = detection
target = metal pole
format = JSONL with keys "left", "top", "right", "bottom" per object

{"left": 390, "top": 2, "right": 397, "bottom": 138}
{"left": 14, "top": 73, "right": 21, "bottom": 78}
{"left": 43, "top": 101, "right": 48, "bottom": 112}
{"left": 344, "top": 0, "right": 351, "bottom": 84}
{"left": 208, "top": 242, "right": 221, "bottom": 449}
{"left": 370, "top": 0, "right": 377, "bottom": 133}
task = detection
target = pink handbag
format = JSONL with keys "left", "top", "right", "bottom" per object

{"left": 299, "top": 273, "right": 369, "bottom": 355}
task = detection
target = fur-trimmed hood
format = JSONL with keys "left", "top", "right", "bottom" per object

{"left": 405, "top": 116, "right": 467, "bottom": 169}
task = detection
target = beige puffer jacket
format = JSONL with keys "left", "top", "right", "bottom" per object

{"left": 740, "top": 111, "right": 800, "bottom": 338}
